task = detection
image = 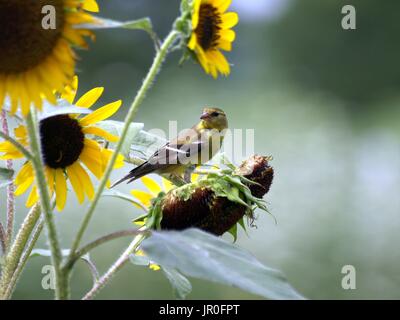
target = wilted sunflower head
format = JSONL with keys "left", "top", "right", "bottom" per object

{"left": 0, "top": 0, "right": 99, "bottom": 116}
{"left": 188, "top": 0, "right": 238, "bottom": 78}
{"left": 0, "top": 76, "right": 124, "bottom": 211}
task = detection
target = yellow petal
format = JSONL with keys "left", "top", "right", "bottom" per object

{"left": 82, "top": 126, "right": 119, "bottom": 143}
{"left": 83, "top": 0, "right": 100, "bottom": 12}
{"left": 0, "top": 141, "right": 18, "bottom": 153}
{"left": 215, "top": 0, "right": 232, "bottom": 13}
{"left": 75, "top": 87, "right": 104, "bottom": 108}
{"left": 162, "top": 177, "right": 174, "bottom": 192}
{"left": 141, "top": 176, "right": 162, "bottom": 195}
{"left": 26, "top": 185, "right": 39, "bottom": 208}
{"left": 221, "top": 12, "right": 239, "bottom": 29}
{"left": 14, "top": 125, "right": 28, "bottom": 139}
{"left": 61, "top": 76, "right": 78, "bottom": 104}
{"left": 218, "top": 39, "right": 232, "bottom": 51}
{"left": 67, "top": 165, "right": 85, "bottom": 204}
{"left": 191, "top": 0, "right": 202, "bottom": 29}
{"left": 45, "top": 167, "right": 55, "bottom": 195}
{"left": 55, "top": 169, "right": 67, "bottom": 211}
{"left": 15, "top": 174, "right": 34, "bottom": 196}
{"left": 15, "top": 162, "right": 34, "bottom": 185}
{"left": 188, "top": 33, "right": 197, "bottom": 50}
{"left": 130, "top": 190, "right": 153, "bottom": 208}
{"left": 207, "top": 50, "right": 230, "bottom": 75}
{"left": 220, "top": 29, "right": 236, "bottom": 42}
{"left": 70, "top": 162, "right": 95, "bottom": 200}
{"left": 80, "top": 145, "right": 103, "bottom": 179}
{"left": 149, "top": 263, "right": 161, "bottom": 271}
{"left": 191, "top": 173, "right": 200, "bottom": 182}
{"left": 79, "top": 100, "right": 122, "bottom": 127}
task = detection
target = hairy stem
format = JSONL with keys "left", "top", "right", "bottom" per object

{"left": 66, "top": 30, "right": 179, "bottom": 266}
{"left": 3, "top": 219, "right": 44, "bottom": 299}
{"left": 25, "top": 110, "right": 67, "bottom": 300}
{"left": 0, "top": 223, "right": 6, "bottom": 255}
{"left": 64, "top": 229, "right": 142, "bottom": 270}
{"left": 0, "top": 204, "right": 41, "bottom": 299}
{"left": 1, "top": 111, "right": 16, "bottom": 252}
{"left": 82, "top": 232, "right": 148, "bottom": 300}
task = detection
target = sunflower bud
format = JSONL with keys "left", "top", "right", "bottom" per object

{"left": 160, "top": 155, "right": 274, "bottom": 236}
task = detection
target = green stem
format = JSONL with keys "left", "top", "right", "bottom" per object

{"left": 0, "top": 204, "right": 41, "bottom": 299}
{"left": 25, "top": 110, "right": 67, "bottom": 300}
{"left": 82, "top": 232, "right": 148, "bottom": 300}
{"left": 3, "top": 219, "right": 44, "bottom": 299}
{"left": 1, "top": 110, "right": 16, "bottom": 252}
{"left": 64, "top": 229, "right": 141, "bottom": 270}
{"left": 66, "top": 30, "right": 180, "bottom": 266}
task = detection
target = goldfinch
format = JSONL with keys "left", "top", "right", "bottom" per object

{"left": 112, "top": 107, "right": 228, "bottom": 187}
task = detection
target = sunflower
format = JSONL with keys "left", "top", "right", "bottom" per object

{"left": 0, "top": 0, "right": 99, "bottom": 116}
{"left": 188, "top": 0, "right": 239, "bottom": 78}
{"left": 0, "top": 77, "right": 124, "bottom": 211}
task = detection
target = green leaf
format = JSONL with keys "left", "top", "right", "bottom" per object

{"left": 228, "top": 223, "right": 238, "bottom": 242}
{"left": 94, "top": 120, "right": 143, "bottom": 158}
{"left": 129, "top": 130, "right": 167, "bottom": 160}
{"left": 162, "top": 267, "right": 192, "bottom": 300}
{"left": 129, "top": 253, "right": 192, "bottom": 300}
{"left": 82, "top": 17, "right": 159, "bottom": 46}
{"left": 142, "top": 229, "right": 304, "bottom": 300}
{"left": 38, "top": 99, "right": 92, "bottom": 120}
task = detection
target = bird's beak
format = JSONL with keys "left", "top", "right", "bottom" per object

{"left": 200, "top": 112, "right": 210, "bottom": 120}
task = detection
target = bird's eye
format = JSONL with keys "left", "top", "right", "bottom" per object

{"left": 211, "top": 112, "right": 219, "bottom": 117}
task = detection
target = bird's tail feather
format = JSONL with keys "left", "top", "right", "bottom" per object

{"left": 111, "top": 163, "right": 153, "bottom": 188}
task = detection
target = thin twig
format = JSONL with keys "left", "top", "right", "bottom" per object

{"left": 82, "top": 231, "right": 148, "bottom": 300}
{"left": 1, "top": 110, "right": 16, "bottom": 251}
{"left": 64, "top": 229, "right": 142, "bottom": 270}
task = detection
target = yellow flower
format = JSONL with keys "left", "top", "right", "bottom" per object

{"left": 0, "top": 0, "right": 99, "bottom": 116}
{"left": 0, "top": 77, "right": 124, "bottom": 211}
{"left": 188, "top": 0, "right": 239, "bottom": 78}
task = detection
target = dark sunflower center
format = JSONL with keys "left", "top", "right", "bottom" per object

{"left": 0, "top": 0, "right": 65, "bottom": 74}
{"left": 39, "top": 115, "right": 84, "bottom": 169}
{"left": 196, "top": 4, "right": 221, "bottom": 51}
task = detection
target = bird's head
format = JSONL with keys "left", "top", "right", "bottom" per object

{"left": 199, "top": 107, "right": 228, "bottom": 131}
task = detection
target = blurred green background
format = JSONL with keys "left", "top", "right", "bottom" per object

{"left": 3, "top": 0, "right": 400, "bottom": 299}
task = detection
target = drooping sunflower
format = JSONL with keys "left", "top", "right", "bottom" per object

{"left": 188, "top": 0, "right": 239, "bottom": 78}
{"left": 0, "top": 77, "right": 124, "bottom": 211}
{"left": 0, "top": 0, "right": 99, "bottom": 116}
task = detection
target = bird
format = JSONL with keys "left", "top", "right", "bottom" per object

{"left": 112, "top": 107, "right": 228, "bottom": 187}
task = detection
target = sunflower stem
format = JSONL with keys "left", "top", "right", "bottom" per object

{"left": 82, "top": 231, "right": 148, "bottom": 300}
{"left": 25, "top": 109, "right": 67, "bottom": 300}
{"left": 3, "top": 218, "right": 44, "bottom": 299}
{"left": 1, "top": 110, "right": 16, "bottom": 252}
{"left": 0, "top": 204, "right": 41, "bottom": 299}
{"left": 64, "top": 229, "right": 143, "bottom": 271}
{"left": 66, "top": 30, "right": 180, "bottom": 269}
